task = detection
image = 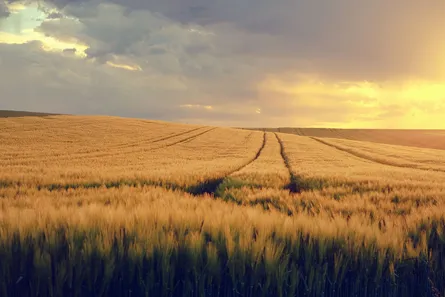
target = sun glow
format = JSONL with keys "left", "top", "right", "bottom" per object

{"left": 259, "top": 74, "right": 445, "bottom": 128}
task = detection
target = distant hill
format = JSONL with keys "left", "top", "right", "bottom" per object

{"left": 0, "top": 110, "right": 62, "bottom": 118}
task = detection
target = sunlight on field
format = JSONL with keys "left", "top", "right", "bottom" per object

{"left": 0, "top": 115, "right": 444, "bottom": 296}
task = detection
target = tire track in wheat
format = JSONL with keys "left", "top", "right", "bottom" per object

{"left": 231, "top": 131, "right": 267, "bottom": 175}
{"left": 274, "top": 133, "right": 301, "bottom": 193}
{"left": 310, "top": 137, "right": 445, "bottom": 174}
{"left": 0, "top": 126, "right": 208, "bottom": 164}
{"left": 187, "top": 132, "right": 267, "bottom": 195}
{"left": 150, "top": 127, "right": 218, "bottom": 151}
{"left": 1, "top": 131, "right": 268, "bottom": 196}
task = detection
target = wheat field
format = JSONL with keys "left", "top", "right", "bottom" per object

{"left": 1, "top": 115, "right": 444, "bottom": 297}
{"left": 252, "top": 127, "right": 445, "bottom": 150}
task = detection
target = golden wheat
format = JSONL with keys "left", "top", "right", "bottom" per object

{"left": 0, "top": 116, "right": 263, "bottom": 188}
{"left": 313, "top": 136, "right": 445, "bottom": 172}
{"left": 257, "top": 127, "right": 445, "bottom": 150}
{"left": 0, "top": 116, "right": 444, "bottom": 296}
{"left": 230, "top": 132, "right": 289, "bottom": 188}
{"left": 277, "top": 132, "right": 445, "bottom": 188}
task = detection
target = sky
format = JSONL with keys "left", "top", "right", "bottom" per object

{"left": 1, "top": 1, "right": 445, "bottom": 128}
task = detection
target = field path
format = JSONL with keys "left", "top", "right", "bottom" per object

{"left": 229, "top": 132, "right": 268, "bottom": 175}
{"left": 5, "top": 126, "right": 215, "bottom": 164}
{"left": 208, "top": 132, "right": 296, "bottom": 213}
{"left": 187, "top": 132, "right": 267, "bottom": 195}
{"left": 0, "top": 130, "right": 267, "bottom": 195}
{"left": 250, "top": 127, "right": 445, "bottom": 150}
{"left": 274, "top": 133, "right": 301, "bottom": 193}
{"left": 311, "top": 137, "right": 445, "bottom": 174}
{"left": 149, "top": 127, "right": 205, "bottom": 144}
{"left": 227, "top": 132, "right": 288, "bottom": 181}
{"left": 110, "top": 126, "right": 206, "bottom": 150}
{"left": 150, "top": 127, "right": 218, "bottom": 150}
{"left": 0, "top": 121, "right": 207, "bottom": 163}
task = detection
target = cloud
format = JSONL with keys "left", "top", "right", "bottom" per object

{"left": 14, "top": 0, "right": 445, "bottom": 82}
{"left": 1, "top": 0, "right": 445, "bottom": 128}
{"left": 0, "top": 39, "right": 260, "bottom": 126}
{"left": 62, "top": 47, "right": 75, "bottom": 53}
{"left": 0, "top": 41, "right": 193, "bottom": 118}
{"left": 46, "top": 11, "right": 64, "bottom": 19}
{"left": 180, "top": 104, "right": 213, "bottom": 110}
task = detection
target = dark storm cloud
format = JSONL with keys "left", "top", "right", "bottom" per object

{"left": 33, "top": 2, "right": 263, "bottom": 107}
{"left": 35, "top": 4, "right": 162, "bottom": 59}
{"left": 15, "top": 0, "right": 445, "bottom": 81}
